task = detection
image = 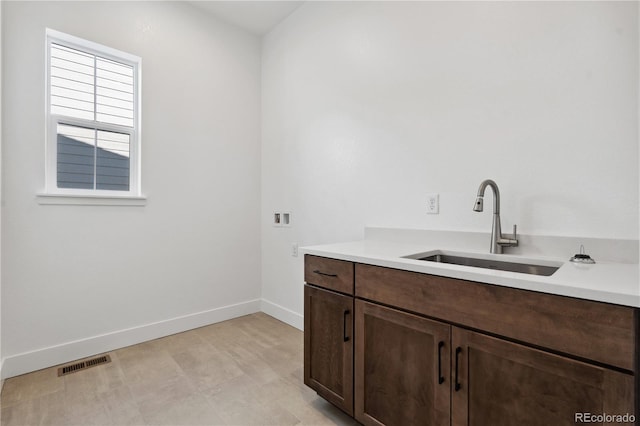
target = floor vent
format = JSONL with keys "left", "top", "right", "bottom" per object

{"left": 57, "top": 354, "right": 112, "bottom": 377}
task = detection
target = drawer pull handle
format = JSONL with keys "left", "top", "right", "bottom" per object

{"left": 313, "top": 270, "right": 338, "bottom": 278}
{"left": 455, "top": 347, "right": 462, "bottom": 391}
{"left": 438, "top": 341, "right": 445, "bottom": 384}
{"left": 343, "top": 310, "right": 350, "bottom": 342}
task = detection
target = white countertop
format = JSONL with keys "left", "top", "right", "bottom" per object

{"left": 302, "top": 239, "right": 640, "bottom": 308}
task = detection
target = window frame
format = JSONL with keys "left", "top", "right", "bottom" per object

{"left": 44, "top": 28, "right": 142, "bottom": 198}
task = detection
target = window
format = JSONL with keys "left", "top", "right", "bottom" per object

{"left": 44, "top": 29, "right": 141, "bottom": 199}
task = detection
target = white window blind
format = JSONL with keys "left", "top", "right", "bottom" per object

{"left": 51, "top": 43, "right": 135, "bottom": 127}
{"left": 45, "top": 29, "right": 141, "bottom": 197}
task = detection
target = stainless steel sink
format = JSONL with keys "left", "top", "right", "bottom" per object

{"left": 404, "top": 251, "right": 561, "bottom": 276}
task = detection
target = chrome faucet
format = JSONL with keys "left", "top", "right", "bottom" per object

{"left": 473, "top": 179, "right": 518, "bottom": 254}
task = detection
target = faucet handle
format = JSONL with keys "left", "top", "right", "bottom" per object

{"left": 498, "top": 224, "right": 519, "bottom": 248}
{"left": 509, "top": 224, "right": 519, "bottom": 247}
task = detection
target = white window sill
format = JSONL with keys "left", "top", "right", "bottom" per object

{"left": 36, "top": 193, "right": 147, "bottom": 206}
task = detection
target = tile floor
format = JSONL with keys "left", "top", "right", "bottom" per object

{"left": 0, "top": 313, "right": 358, "bottom": 426}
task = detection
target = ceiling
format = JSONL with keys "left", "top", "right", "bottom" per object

{"left": 187, "top": 1, "right": 305, "bottom": 36}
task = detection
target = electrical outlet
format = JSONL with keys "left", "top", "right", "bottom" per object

{"left": 291, "top": 243, "right": 298, "bottom": 257}
{"left": 426, "top": 194, "right": 439, "bottom": 214}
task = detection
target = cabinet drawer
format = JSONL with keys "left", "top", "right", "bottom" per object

{"left": 305, "top": 255, "right": 354, "bottom": 295}
{"left": 356, "top": 263, "right": 636, "bottom": 371}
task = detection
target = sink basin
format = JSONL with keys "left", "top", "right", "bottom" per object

{"left": 404, "top": 251, "right": 561, "bottom": 276}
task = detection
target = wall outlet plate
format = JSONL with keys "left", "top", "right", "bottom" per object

{"left": 426, "top": 194, "right": 439, "bottom": 214}
{"left": 273, "top": 211, "right": 292, "bottom": 227}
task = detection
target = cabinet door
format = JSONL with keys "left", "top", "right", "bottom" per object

{"left": 304, "top": 284, "right": 354, "bottom": 415}
{"left": 451, "top": 327, "right": 635, "bottom": 426}
{"left": 355, "top": 299, "right": 451, "bottom": 426}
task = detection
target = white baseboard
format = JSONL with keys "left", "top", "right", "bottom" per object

{"left": 2, "top": 299, "right": 261, "bottom": 379}
{"left": 261, "top": 299, "right": 303, "bottom": 331}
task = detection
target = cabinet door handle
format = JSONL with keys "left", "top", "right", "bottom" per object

{"left": 343, "top": 310, "right": 350, "bottom": 342}
{"left": 438, "top": 341, "right": 445, "bottom": 384}
{"left": 313, "top": 270, "right": 338, "bottom": 278}
{"left": 454, "top": 347, "right": 462, "bottom": 391}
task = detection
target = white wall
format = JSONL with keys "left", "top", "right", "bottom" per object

{"left": 2, "top": 1, "right": 262, "bottom": 377}
{"left": 261, "top": 1, "right": 639, "bottom": 327}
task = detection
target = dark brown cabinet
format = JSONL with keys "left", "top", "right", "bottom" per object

{"left": 355, "top": 299, "right": 450, "bottom": 426}
{"left": 451, "top": 327, "right": 634, "bottom": 426}
{"left": 304, "top": 282, "right": 354, "bottom": 415}
{"left": 304, "top": 255, "right": 638, "bottom": 425}
{"left": 354, "top": 299, "right": 635, "bottom": 426}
